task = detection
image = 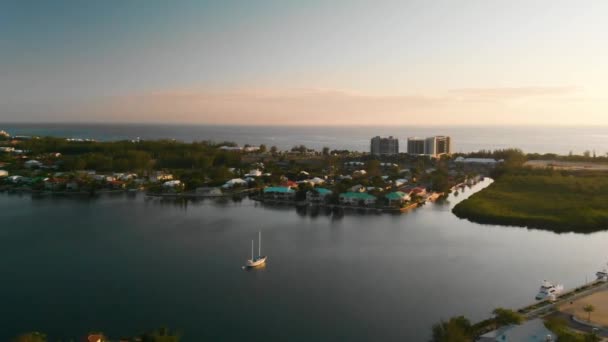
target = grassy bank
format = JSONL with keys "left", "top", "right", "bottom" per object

{"left": 453, "top": 169, "right": 608, "bottom": 233}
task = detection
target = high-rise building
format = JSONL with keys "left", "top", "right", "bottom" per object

{"left": 408, "top": 136, "right": 452, "bottom": 157}
{"left": 370, "top": 136, "right": 399, "bottom": 156}
{"left": 407, "top": 138, "right": 426, "bottom": 155}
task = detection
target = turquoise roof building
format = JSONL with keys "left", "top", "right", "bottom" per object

{"left": 264, "top": 186, "right": 295, "bottom": 193}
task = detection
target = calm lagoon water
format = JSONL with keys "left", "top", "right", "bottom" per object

{"left": 1, "top": 179, "right": 607, "bottom": 341}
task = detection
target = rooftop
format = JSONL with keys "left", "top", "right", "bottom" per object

{"left": 264, "top": 186, "right": 295, "bottom": 193}
{"left": 340, "top": 192, "right": 376, "bottom": 200}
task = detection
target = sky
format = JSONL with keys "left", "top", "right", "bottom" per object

{"left": 1, "top": 0, "right": 607, "bottom": 126}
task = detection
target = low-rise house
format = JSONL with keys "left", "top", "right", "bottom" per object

{"left": 0, "top": 170, "right": 8, "bottom": 178}
{"left": 409, "top": 187, "right": 427, "bottom": 197}
{"left": 222, "top": 178, "right": 247, "bottom": 189}
{"left": 281, "top": 180, "right": 298, "bottom": 188}
{"left": 477, "top": 318, "right": 555, "bottom": 341}
{"left": 66, "top": 181, "right": 79, "bottom": 191}
{"left": 0, "top": 146, "right": 15, "bottom": 153}
{"left": 163, "top": 180, "right": 182, "bottom": 188}
{"left": 24, "top": 159, "right": 42, "bottom": 168}
{"left": 339, "top": 192, "right": 376, "bottom": 206}
{"left": 310, "top": 177, "right": 325, "bottom": 185}
{"left": 394, "top": 179, "right": 408, "bottom": 187}
{"left": 344, "top": 161, "right": 365, "bottom": 169}
{"left": 196, "top": 187, "right": 223, "bottom": 196}
{"left": 109, "top": 180, "right": 126, "bottom": 190}
{"left": 245, "top": 169, "right": 263, "bottom": 177}
{"left": 44, "top": 178, "right": 66, "bottom": 190}
{"left": 385, "top": 191, "right": 410, "bottom": 206}
{"left": 353, "top": 169, "right": 367, "bottom": 177}
{"left": 93, "top": 174, "right": 115, "bottom": 182}
{"left": 264, "top": 186, "right": 296, "bottom": 200}
{"left": 150, "top": 171, "right": 173, "bottom": 183}
{"left": 349, "top": 184, "right": 365, "bottom": 193}
{"left": 219, "top": 146, "right": 243, "bottom": 151}
{"left": 307, "top": 188, "right": 332, "bottom": 203}
{"left": 76, "top": 170, "right": 96, "bottom": 176}
{"left": 8, "top": 175, "right": 23, "bottom": 183}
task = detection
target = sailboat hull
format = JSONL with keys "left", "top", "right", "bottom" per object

{"left": 246, "top": 256, "right": 267, "bottom": 267}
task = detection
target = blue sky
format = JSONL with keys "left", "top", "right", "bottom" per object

{"left": 1, "top": 0, "right": 607, "bottom": 125}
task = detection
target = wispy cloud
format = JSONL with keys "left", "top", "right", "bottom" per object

{"left": 53, "top": 85, "right": 606, "bottom": 126}
{"left": 449, "top": 86, "right": 581, "bottom": 100}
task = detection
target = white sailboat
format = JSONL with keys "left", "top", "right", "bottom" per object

{"left": 246, "top": 231, "right": 267, "bottom": 268}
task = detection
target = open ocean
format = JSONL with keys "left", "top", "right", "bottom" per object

{"left": 2, "top": 123, "right": 608, "bottom": 155}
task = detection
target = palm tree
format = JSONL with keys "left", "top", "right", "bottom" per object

{"left": 583, "top": 304, "right": 595, "bottom": 322}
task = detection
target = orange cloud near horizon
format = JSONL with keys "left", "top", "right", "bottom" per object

{"left": 68, "top": 86, "right": 606, "bottom": 126}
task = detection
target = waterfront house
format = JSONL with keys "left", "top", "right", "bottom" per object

{"left": 163, "top": 180, "right": 182, "bottom": 188}
{"left": 385, "top": 191, "right": 410, "bottom": 206}
{"left": 196, "top": 187, "right": 223, "bottom": 196}
{"left": 476, "top": 318, "right": 555, "bottom": 341}
{"left": 409, "top": 187, "right": 427, "bottom": 197}
{"left": 222, "top": 178, "right": 247, "bottom": 188}
{"left": 307, "top": 188, "right": 332, "bottom": 203}
{"left": 8, "top": 175, "right": 23, "bottom": 183}
{"left": 339, "top": 192, "right": 376, "bottom": 206}
{"left": 66, "top": 181, "right": 79, "bottom": 191}
{"left": 108, "top": 180, "right": 126, "bottom": 190}
{"left": 263, "top": 186, "right": 295, "bottom": 201}
{"left": 93, "top": 174, "right": 115, "bottom": 182}
{"left": 150, "top": 171, "right": 173, "bottom": 183}
{"left": 44, "top": 178, "right": 66, "bottom": 190}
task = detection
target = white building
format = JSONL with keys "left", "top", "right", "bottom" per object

{"left": 24, "top": 160, "right": 43, "bottom": 168}
{"left": 163, "top": 180, "right": 182, "bottom": 188}
{"left": 8, "top": 175, "right": 23, "bottom": 183}
{"left": 222, "top": 178, "right": 247, "bottom": 188}
{"left": 245, "top": 169, "right": 263, "bottom": 177}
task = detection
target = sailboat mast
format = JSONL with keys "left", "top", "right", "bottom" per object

{"left": 251, "top": 240, "right": 254, "bottom": 259}
{"left": 259, "top": 231, "right": 261, "bottom": 256}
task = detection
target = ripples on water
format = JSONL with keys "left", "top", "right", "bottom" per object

{"left": 2, "top": 179, "right": 608, "bottom": 341}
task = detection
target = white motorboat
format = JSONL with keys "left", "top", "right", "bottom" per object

{"left": 246, "top": 231, "right": 267, "bottom": 268}
{"left": 536, "top": 280, "right": 564, "bottom": 300}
